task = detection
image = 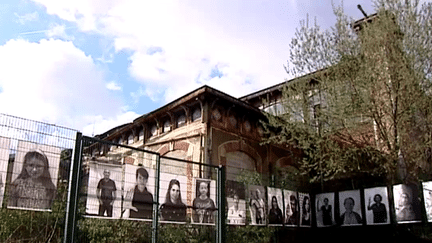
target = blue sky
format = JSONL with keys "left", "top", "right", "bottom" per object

{"left": 0, "top": 0, "right": 379, "bottom": 135}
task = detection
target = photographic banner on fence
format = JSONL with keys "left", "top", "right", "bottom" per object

{"left": 8, "top": 140, "right": 60, "bottom": 211}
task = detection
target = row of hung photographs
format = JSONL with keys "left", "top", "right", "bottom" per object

{"left": 85, "top": 162, "right": 432, "bottom": 226}
{"left": 2, "top": 138, "right": 432, "bottom": 226}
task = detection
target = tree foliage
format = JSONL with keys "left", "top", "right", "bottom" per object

{"left": 263, "top": 0, "right": 432, "bottom": 184}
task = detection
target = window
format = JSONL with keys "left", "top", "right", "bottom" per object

{"left": 192, "top": 108, "right": 201, "bottom": 121}
{"left": 128, "top": 134, "right": 134, "bottom": 144}
{"left": 177, "top": 115, "right": 186, "bottom": 127}
{"left": 139, "top": 130, "right": 144, "bottom": 141}
{"left": 150, "top": 125, "right": 158, "bottom": 137}
{"left": 163, "top": 120, "right": 171, "bottom": 132}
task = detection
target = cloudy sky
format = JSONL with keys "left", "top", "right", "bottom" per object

{"left": 0, "top": 0, "right": 377, "bottom": 136}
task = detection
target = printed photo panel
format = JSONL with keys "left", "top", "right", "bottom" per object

{"left": 393, "top": 184, "right": 422, "bottom": 223}
{"left": 248, "top": 185, "right": 267, "bottom": 225}
{"left": 123, "top": 164, "right": 155, "bottom": 221}
{"left": 226, "top": 180, "right": 246, "bottom": 225}
{"left": 86, "top": 162, "right": 122, "bottom": 218}
{"left": 315, "top": 192, "right": 335, "bottom": 227}
{"left": 267, "top": 187, "right": 283, "bottom": 226}
{"left": 0, "top": 137, "right": 10, "bottom": 207}
{"left": 192, "top": 178, "right": 216, "bottom": 224}
{"left": 423, "top": 181, "right": 432, "bottom": 222}
{"left": 298, "top": 192, "right": 312, "bottom": 227}
{"left": 283, "top": 189, "right": 299, "bottom": 226}
{"left": 158, "top": 173, "right": 188, "bottom": 223}
{"left": 338, "top": 190, "right": 363, "bottom": 226}
{"left": 8, "top": 140, "right": 60, "bottom": 211}
{"left": 364, "top": 187, "right": 390, "bottom": 225}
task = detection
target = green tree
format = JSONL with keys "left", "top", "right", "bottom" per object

{"left": 262, "top": 0, "right": 432, "bottom": 185}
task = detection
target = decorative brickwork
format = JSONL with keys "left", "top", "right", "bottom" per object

{"left": 124, "top": 156, "right": 135, "bottom": 165}
{"left": 218, "top": 140, "right": 262, "bottom": 172}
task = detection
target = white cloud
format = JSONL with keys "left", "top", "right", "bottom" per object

{"left": 82, "top": 111, "right": 140, "bottom": 136}
{"left": 30, "top": 0, "right": 290, "bottom": 103}
{"left": 106, "top": 80, "right": 122, "bottom": 91}
{"left": 0, "top": 38, "right": 128, "bottom": 134}
{"left": 14, "top": 11, "right": 39, "bottom": 25}
{"left": 46, "top": 23, "right": 74, "bottom": 40}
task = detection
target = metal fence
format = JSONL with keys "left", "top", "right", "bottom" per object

{"left": 65, "top": 135, "right": 225, "bottom": 243}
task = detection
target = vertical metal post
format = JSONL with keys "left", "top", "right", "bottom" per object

{"left": 152, "top": 154, "right": 161, "bottom": 243}
{"left": 216, "top": 165, "right": 226, "bottom": 243}
{"left": 64, "top": 132, "right": 83, "bottom": 243}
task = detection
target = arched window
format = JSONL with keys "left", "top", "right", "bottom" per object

{"left": 150, "top": 125, "right": 158, "bottom": 137}
{"left": 139, "top": 129, "right": 144, "bottom": 141}
{"left": 128, "top": 134, "right": 134, "bottom": 144}
{"left": 192, "top": 108, "right": 201, "bottom": 122}
{"left": 163, "top": 120, "right": 171, "bottom": 132}
{"left": 177, "top": 115, "right": 186, "bottom": 127}
{"left": 225, "top": 151, "right": 256, "bottom": 181}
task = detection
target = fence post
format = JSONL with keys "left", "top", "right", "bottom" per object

{"left": 64, "top": 132, "right": 83, "bottom": 243}
{"left": 152, "top": 153, "right": 161, "bottom": 243}
{"left": 216, "top": 165, "right": 226, "bottom": 243}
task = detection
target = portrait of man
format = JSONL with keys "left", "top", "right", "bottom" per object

{"left": 364, "top": 187, "right": 389, "bottom": 225}
{"left": 248, "top": 185, "right": 266, "bottom": 225}
{"left": 393, "top": 184, "right": 421, "bottom": 223}
{"left": 338, "top": 190, "right": 362, "bottom": 226}
{"left": 283, "top": 190, "right": 298, "bottom": 226}
{"left": 97, "top": 169, "right": 117, "bottom": 217}
{"left": 86, "top": 163, "right": 121, "bottom": 218}
{"left": 226, "top": 180, "right": 246, "bottom": 225}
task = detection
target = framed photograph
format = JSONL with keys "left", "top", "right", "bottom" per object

{"left": 0, "top": 137, "right": 10, "bottom": 207}
{"left": 226, "top": 180, "right": 246, "bottom": 225}
{"left": 338, "top": 190, "right": 363, "bottom": 226}
{"left": 85, "top": 162, "right": 122, "bottom": 218}
{"left": 123, "top": 164, "right": 155, "bottom": 221}
{"left": 423, "top": 181, "right": 432, "bottom": 222}
{"left": 158, "top": 173, "right": 188, "bottom": 223}
{"left": 8, "top": 140, "right": 60, "bottom": 211}
{"left": 192, "top": 178, "right": 216, "bottom": 224}
{"left": 364, "top": 187, "right": 390, "bottom": 225}
{"left": 298, "top": 192, "right": 312, "bottom": 227}
{"left": 248, "top": 185, "right": 266, "bottom": 225}
{"left": 393, "top": 184, "right": 421, "bottom": 223}
{"left": 267, "top": 187, "right": 283, "bottom": 226}
{"left": 283, "top": 189, "right": 299, "bottom": 226}
{"left": 315, "top": 192, "right": 335, "bottom": 227}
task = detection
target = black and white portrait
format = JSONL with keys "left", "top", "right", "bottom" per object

{"left": 393, "top": 184, "right": 421, "bottom": 223}
{"left": 298, "top": 192, "right": 312, "bottom": 227}
{"left": 422, "top": 181, "right": 432, "bottom": 222}
{"left": 267, "top": 187, "right": 283, "bottom": 225}
{"left": 159, "top": 174, "right": 188, "bottom": 223}
{"left": 226, "top": 180, "right": 246, "bottom": 225}
{"left": 315, "top": 192, "right": 335, "bottom": 227}
{"left": 86, "top": 162, "right": 122, "bottom": 218}
{"left": 124, "top": 164, "right": 155, "bottom": 220}
{"left": 8, "top": 141, "right": 60, "bottom": 211}
{"left": 0, "top": 137, "right": 10, "bottom": 207}
{"left": 192, "top": 178, "right": 216, "bottom": 224}
{"left": 364, "top": 187, "right": 389, "bottom": 225}
{"left": 248, "top": 185, "right": 266, "bottom": 225}
{"left": 283, "top": 190, "right": 299, "bottom": 226}
{"left": 338, "top": 190, "right": 362, "bottom": 226}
